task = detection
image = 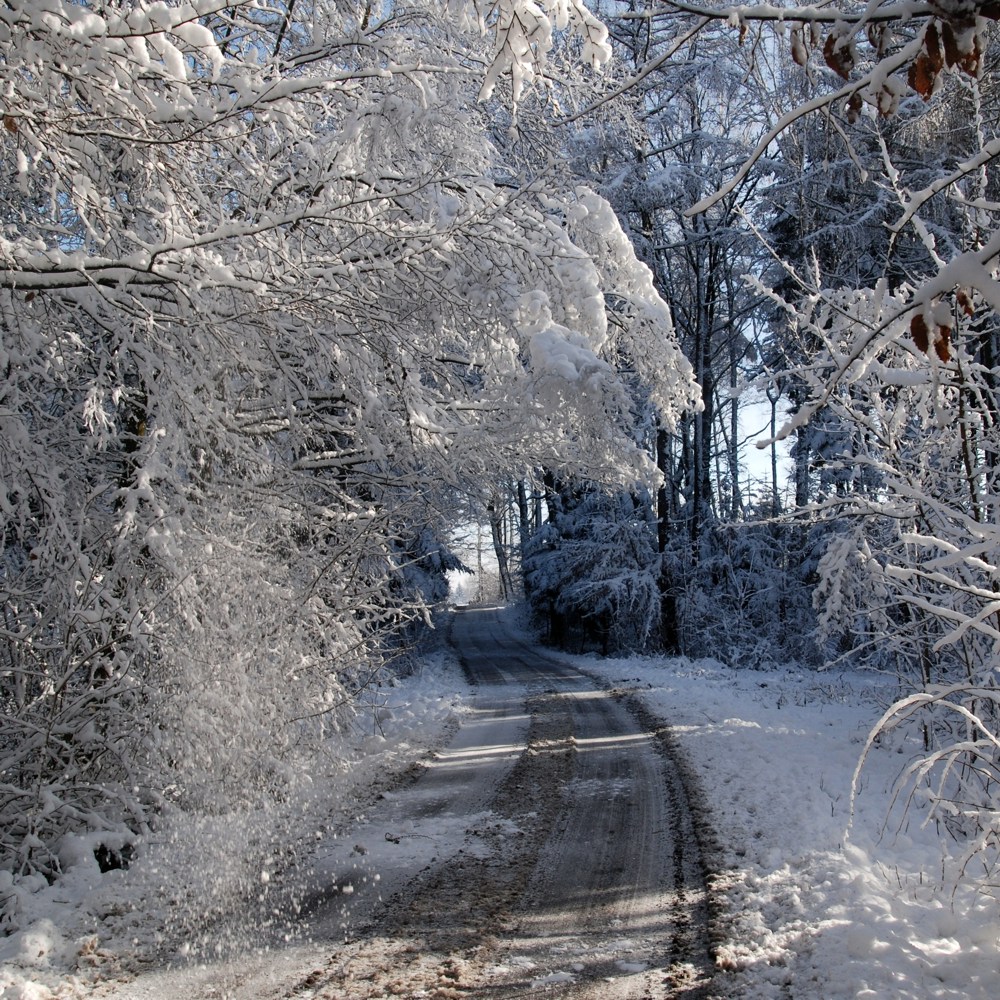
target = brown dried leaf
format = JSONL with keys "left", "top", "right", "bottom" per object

{"left": 875, "top": 78, "right": 902, "bottom": 117}
{"left": 925, "top": 22, "right": 944, "bottom": 75}
{"left": 942, "top": 21, "right": 962, "bottom": 67}
{"left": 911, "top": 313, "right": 930, "bottom": 353}
{"left": 847, "top": 91, "right": 863, "bottom": 123}
{"left": 957, "top": 288, "right": 975, "bottom": 317}
{"left": 934, "top": 328, "right": 951, "bottom": 363}
{"left": 3, "top": 115, "right": 17, "bottom": 134}
{"left": 954, "top": 32, "right": 981, "bottom": 77}
{"left": 824, "top": 32, "right": 854, "bottom": 79}
{"left": 909, "top": 52, "right": 938, "bottom": 99}
{"left": 939, "top": 19, "right": 979, "bottom": 74}
{"left": 866, "top": 23, "right": 889, "bottom": 57}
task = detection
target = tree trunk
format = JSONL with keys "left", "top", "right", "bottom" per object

{"left": 487, "top": 501, "right": 514, "bottom": 601}
{"left": 656, "top": 420, "right": 682, "bottom": 653}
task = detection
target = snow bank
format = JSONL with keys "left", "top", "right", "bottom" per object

{"left": 578, "top": 652, "right": 1000, "bottom": 999}
{"left": 0, "top": 649, "right": 468, "bottom": 999}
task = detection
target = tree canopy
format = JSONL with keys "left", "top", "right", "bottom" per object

{"left": 4, "top": 0, "right": 1000, "bottom": 907}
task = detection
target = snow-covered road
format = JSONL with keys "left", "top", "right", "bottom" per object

{"left": 87, "top": 606, "right": 716, "bottom": 999}
{"left": 420, "top": 605, "right": 715, "bottom": 998}
{"left": 277, "top": 606, "right": 716, "bottom": 997}
{"left": 11, "top": 608, "right": 1000, "bottom": 998}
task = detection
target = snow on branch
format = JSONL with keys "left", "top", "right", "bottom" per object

{"left": 616, "top": 2, "right": 1000, "bottom": 217}
{"left": 476, "top": 0, "right": 612, "bottom": 101}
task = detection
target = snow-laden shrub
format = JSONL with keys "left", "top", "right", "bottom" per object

{"left": 784, "top": 284, "right": 1000, "bottom": 894}
{"left": 855, "top": 684, "right": 1000, "bottom": 900}
{"left": 524, "top": 482, "right": 660, "bottom": 653}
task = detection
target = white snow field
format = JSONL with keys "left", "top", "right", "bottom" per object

{"left": 2, "top": 608, "right": 999, "bottom": 998}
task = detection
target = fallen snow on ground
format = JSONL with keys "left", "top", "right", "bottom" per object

{"left": 0, "top": 649, "right": 468, "bottom": 1000}
{"left": 577, "top": 651, "right": 1000, "bottom": 999}
{"left": 4, "top": 616, "right": 1000, "bottom": 998}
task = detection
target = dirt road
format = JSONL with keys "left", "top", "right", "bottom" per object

{"left": 99, "top": 607, "right": 717, "bottom": 999}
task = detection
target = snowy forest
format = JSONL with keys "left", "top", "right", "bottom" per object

{"left": 3, "top": 0, "right": 1000, "bottom": 965}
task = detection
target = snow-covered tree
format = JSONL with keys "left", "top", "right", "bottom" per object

{"left": 589, "top": 2, "right": 1000, "bottom": 887}
{"left": 0, "top": 0, "right": 699, "bottom": 879}
{"left": 525, "top": 478, "right": 661, "bottom": 652}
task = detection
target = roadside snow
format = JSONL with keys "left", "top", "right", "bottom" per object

{"left": 0, "top": 649, "right": 468, "bottom": 1000}
{"left": 578, "top": 651, "right": 1000, "bottom": 999}
{"left": 4, "top": 619, "right": 1000, "bottom": 999}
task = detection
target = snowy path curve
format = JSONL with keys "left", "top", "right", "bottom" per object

{"left": 301, "top": 607, "right": 718, "bottom": 999}
{"left": 93, "top": 608, "right": 717, "bottom": 999}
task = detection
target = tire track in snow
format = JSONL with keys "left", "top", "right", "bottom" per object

{"left": 288, "top": 608, "right": 718, "bottom": 999}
